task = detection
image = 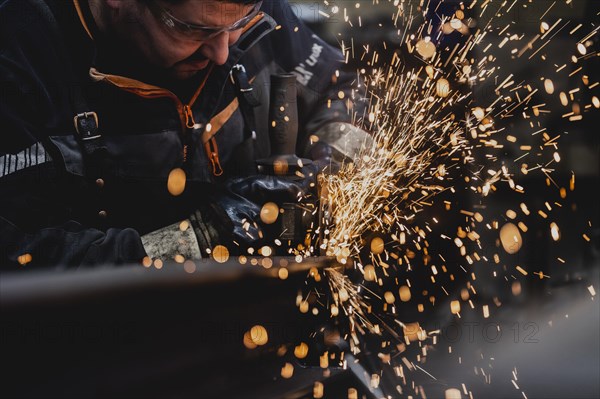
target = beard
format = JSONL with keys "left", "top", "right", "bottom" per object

{"left": 168, "top": 52, "right": 210, "bottom": 80}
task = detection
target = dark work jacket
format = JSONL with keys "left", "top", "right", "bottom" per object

{"left": 0, "top": 0, "right": 361, "bottom": 269}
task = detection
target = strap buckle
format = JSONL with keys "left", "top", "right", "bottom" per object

{"left": 73, "top": 112, "right": 100, "bottom": 141}
{"left": 230, "top": 64, "right": 252, "bottom": 92}
{"left": 230, "top": 64, "right": 261, "bottom": 106}
{"left": 229, "top": 64, "right": 247, "bottom": 83}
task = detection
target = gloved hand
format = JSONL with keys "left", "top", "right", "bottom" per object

{"left": 216, "top": 162, "right": 319, "bottom": 251}
{"left": 210, "top": 184, "right": 264, "bottom": 249}
{"left": 220, "top": 142, "right": 352, "bottom": 252}
{"left": 226, "top": 167, "right": 317, "bottom": 204}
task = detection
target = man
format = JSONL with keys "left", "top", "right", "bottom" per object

{"left": 0, "top": 0, "right": 369, "bottom": 269}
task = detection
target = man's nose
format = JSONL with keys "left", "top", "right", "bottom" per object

{"left": 202, "top": 32, "right": 231, "bottom": 65}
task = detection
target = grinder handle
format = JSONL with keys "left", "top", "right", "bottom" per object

{"left": 268, "top": 74, "right": 298, "bottom": 156}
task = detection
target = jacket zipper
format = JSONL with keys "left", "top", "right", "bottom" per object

{"left": 180, "top": 64, "right": 223, "bottom": 176}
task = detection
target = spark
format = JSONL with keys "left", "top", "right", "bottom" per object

{"left": 414, "top": 364, "right": 438, "bottom": 380}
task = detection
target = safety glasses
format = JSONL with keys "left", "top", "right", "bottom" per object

{"left": 147, "top": 0, "right": 263, "bottom": 41}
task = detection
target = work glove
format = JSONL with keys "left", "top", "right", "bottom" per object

{"left": 214, "top": 141, "right": 356, "bottom": 255}
{"left": 219, "top": 142, "right": 347, "bottom": 252}
{"left": 217, "top": 162, "right": 320, "bottom": 252}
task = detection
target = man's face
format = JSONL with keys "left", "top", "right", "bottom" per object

{"left": 109, "top": 0, "right": 258, "bottom": 79}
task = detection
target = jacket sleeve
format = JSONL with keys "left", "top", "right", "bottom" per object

{"left": 0, "top": 0, "right": 146, "bottom": 271}
{"left": 265, "top": 0, "right": 372, "bottom": 160}
{"left": 1, "top": 216, "right": 146, "bottom": 270}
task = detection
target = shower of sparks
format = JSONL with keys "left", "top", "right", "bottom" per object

{"left": 310, "top": 0, "right": 599, "bottom": 299}
{"left": 320, "top": 61, "right": 467, "bottom": 263}
{"left": 283, "top": 0, "right": 599, "bottom": 396}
